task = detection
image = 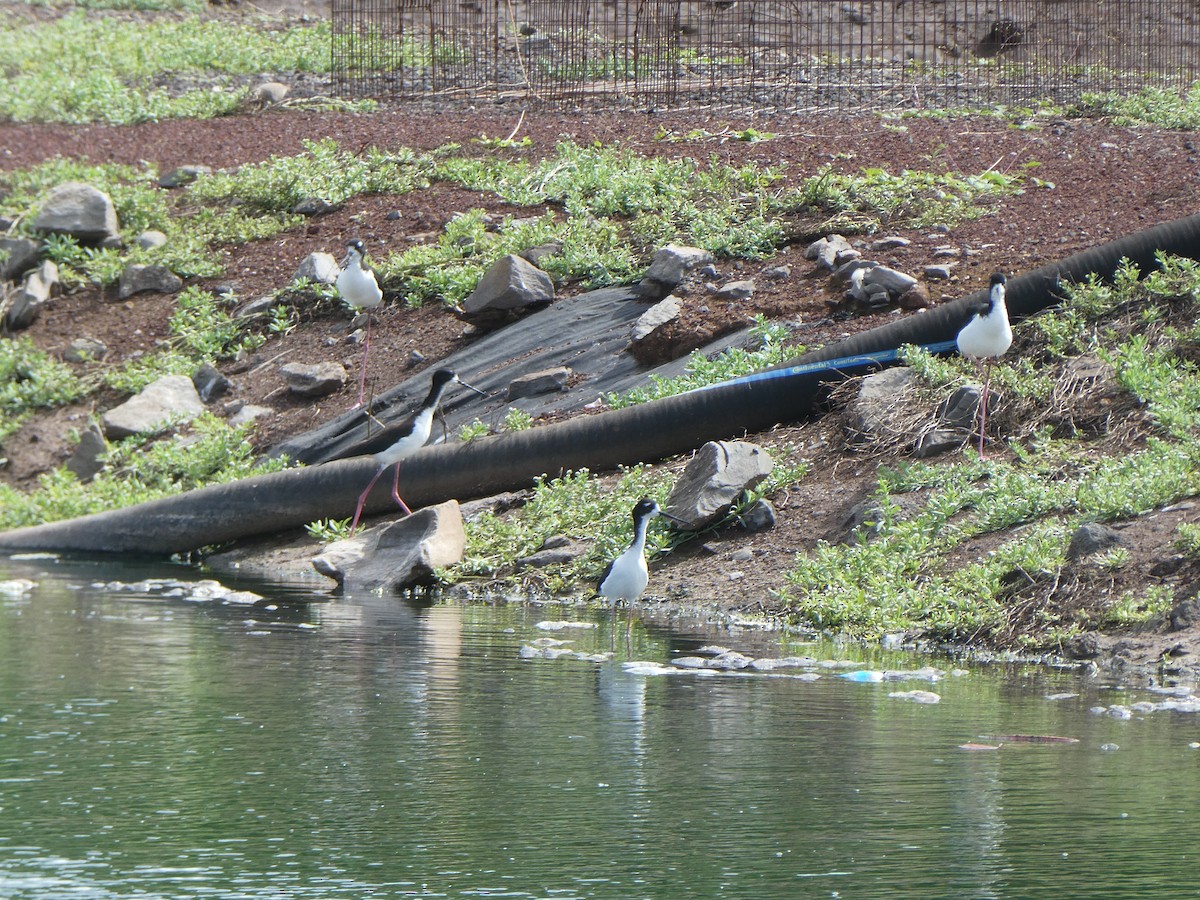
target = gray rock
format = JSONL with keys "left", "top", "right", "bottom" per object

{"left": 507, "top": 366, "right": 571, "bottom": 399}
{"left": 227, "top": 404, "right": 274, "bottom": 428}
{"left": 293, "top": 197, "right": 340, "bottom": 216}
{"left": 1064, "top": 632, "right": 1101, "bottom": 660}
{"left": 913, "top": 428, "right": 968, "bottom": 458}
{"left": 897, "top": 283, "right": 932, "bottom": 310}
{"left": 193, "top": 363, "right": 231, "bottom": 403}
{"left": 135, "top": 230, "right": 168, "bottom": 251}
{"left": 806, "top": 234, "right": 855, "bottom": 270}
{"left": 279, "top": 361, "right": 347, "bottom": 397}
{"left": 836, "top": 498, "right": 886, "bottom": 544}
{"left": 292, "top": 252, "right": 340, "bottom": 286}
{"left": 65, "top": 422, "right": 107, "bottom": 483}
{"left": 861, "top": 265, "right": 918, "bottom": 296}
{"left": 829, "top": 257, "right": 877, "bottom": 288}
{"left": 664, "top": 440, "right": 774, "bottom": 529}
{"left": 849, "top": 366, "right": 917, "bottom": 439}
{"left": 101, "top": 375, "right": 205, "bottom": 438}
{"left": 864, "top": 285, "right": 892, "bottom": 308}
{"left": 5, "top": 260, "right": 60, "bottom": 330}
{"left": 159, "top": 165, "right": 211, "bottom": 189}
{"left": 312, "top": 500, "right": 466, "bottom": 591}
{"left": 1169, "top": 599, "right": 1200, "bottom": 632}
{"left": 516, "top": 541, "right": 583, "bottom": 569}
{"left": 739, "top": 497, "right": 777, "bottom": 532}
{"left": 871, "top": 236, "right": 911, "bottom": 251}
{"left": 924, "top": 264, "right": 953, "bottom": 280}
{"left": 519, "top": 240, "right": 563, "bottom": 268}
{"left": 33, "top": 182, "right": 119, "bottom": 243}
{"left": 761, "top": 265, "right": 791, "bottom": 281}
{"left": 117, "top": 264, "right": 183, "bottom": 300}
{"left": 631, "top": 294, "right": 681, "bottom": 341}
{"left": 235, "top": 295, "right": 278, "bottom": 319}
{"left": 463, "top": 254, "right": 554, "bottom": 315}
{"left": 0, "top": 237, "right": 41, "bottom": 282}
{"left": 1067, "top": 522, "right": 1129, "bottom": 561}
{"left": 714, "top": 279, "right": 755, "bottom": 300}
{"left": 637, "top": 244, "right": 714, "bottom": 298}
{"left": 458, "top": 491, "right": 528, "bottom": 521}
{"left": 938, "top": 386, "right": 980, "bottom": 429}
{"left": 63, "top": 336, "right": 108, "bottom": 363}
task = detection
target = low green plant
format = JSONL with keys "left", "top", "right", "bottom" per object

{"left": 781, "top": 254, "right": 1200, "bottom": 644}
{"left": 0, "top": 337, "right": 87, "bottom": 435}
{"left": 454, "top": 466, "right": 679, "bottom": 592}
{"left": 0, "top": 13, "right": 335, "bottom": 125}
{"left": 1175, "top": 523, "right": 1200, "bottom": 560}
{"left": 190, "top": 140, "right": 431, "bottom": 214}
{"left": 1075, "top": 84, "right": 1200, "bottom": 129}
{"left": 792, "top": 163, "right": 1025, "bottom": 230}
{"left": 0, "top": 415, "right": 286, "bottom": 529}
{"left": 306, "top": 518, "right": 352, "bottom": 543}
{"left": 501, "top": 408, "right": 535, "bottom": 432}
{"left": 457, "top": 419, "right": 491, "bottom": 443}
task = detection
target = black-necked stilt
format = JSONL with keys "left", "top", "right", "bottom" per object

{"left": 597, "top": 497, "right": 680, "bottom": 613}
{"left": 336, "top": 239, "right": 384, "bottom": 408}
{"left": 956, "top": 272, "right": 1013, "bottom": 457}
{"left": 347, "top": 368, "right": 484, "bottom": 533}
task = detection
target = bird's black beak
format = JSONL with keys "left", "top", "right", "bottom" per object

{"left": 458, "top": 378, "right": 487, "bottom": 397}
{"left": 658, "top": 508, "right": 690, "bottom": 529}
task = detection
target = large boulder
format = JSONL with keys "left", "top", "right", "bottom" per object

{"left": 280, "top": 362, "right": 347, "bottom": 398}
{"left": 664, "top": 440, "right": 774, "bottom": 529}
{"left": 117, "top": 264, "right": 183, "bottom": 300}
{"left": 637, "top": 244, "right": 713, "bottom": 299}
{"left": 101, "top": 375, "right": 205, "bottom": 438}
{"left": 293, "top": 252, "right": 340, "bottom": 285}
{"left": 32, "top": 182, "right": 119, "bottom": 243}
{"left": 462, "top": 254, "right": 554, "bottom": 315}
{"left": 312, "top": 500, "right": 466, "bottom": 591}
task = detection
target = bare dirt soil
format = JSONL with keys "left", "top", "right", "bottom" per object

{"left": 4, "top": 66, "right": 1200, "bottom": 678}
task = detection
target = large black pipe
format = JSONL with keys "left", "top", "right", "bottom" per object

{"left": 4, "top": 211, "right": 1200, "bottom": 555}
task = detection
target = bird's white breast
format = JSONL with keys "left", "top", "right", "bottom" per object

{"left": 375, "top": 406, "right": 435, "bottom": 467}
{"left": 957, "top": 304, "right": 1012, "bottom": 359}
{"left": 599, "top": 547, "right": 650, "bottom": 603}
{"left": 337, "top": 262, "right": 383, "bottom": 311}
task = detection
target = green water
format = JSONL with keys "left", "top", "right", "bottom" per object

{"left": 2, "top": 555, "right": 1200, "bottom": 899}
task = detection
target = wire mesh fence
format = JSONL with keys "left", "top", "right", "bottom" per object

{"left": 330, "top": 1, "right": 1200, "bottom": 111}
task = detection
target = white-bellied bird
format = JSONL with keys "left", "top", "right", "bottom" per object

{"left": 956, "top": 272, "right": 1013, "bottom": 457}
{"left": 336, "top": 239, "right": 384, "bottom": 408}
{"left": 347, "top": 368, "right": 484, "bottom": 533}
{"left": 598, "top": 497, "right": 681, "bottom": 612}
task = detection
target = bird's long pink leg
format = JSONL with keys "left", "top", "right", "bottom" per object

{"left": 978, "top": 361, "right": 992, "bottom": 457}
{"left": 355, "top": 316, "right": 372, "bottom": 408}
{"left": 390, "top": 464, "right": 412, "bottom": 515}
{"left": 350, "top": 466, "right": 387, "bottom": 533}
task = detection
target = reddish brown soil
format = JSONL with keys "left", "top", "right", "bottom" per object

{"left": 4, "top": 100, "right": 1200, "bottom": 673}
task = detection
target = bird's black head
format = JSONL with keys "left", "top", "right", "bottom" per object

{"left": 632, "top": 497, "right": 660, "bottom": 521}
{"left": 990, "top": 272, "right": 1006, "bottom": 288}
{"left": 346, "top": 239, "right": 365, "bottom": 255}
{"left": 430, "top": 368, "right": 459, "bottom": 389}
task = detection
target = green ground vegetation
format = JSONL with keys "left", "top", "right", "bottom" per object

{"left": 308, "top": 254, "right": 1200, "bottom": 647}
{"left": 776, "top": 253, "right": 1200, "bottom": 649}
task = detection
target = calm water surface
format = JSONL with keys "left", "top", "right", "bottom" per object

{"left": 2, "top": 554, "right": 1200, "bottom": 899}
